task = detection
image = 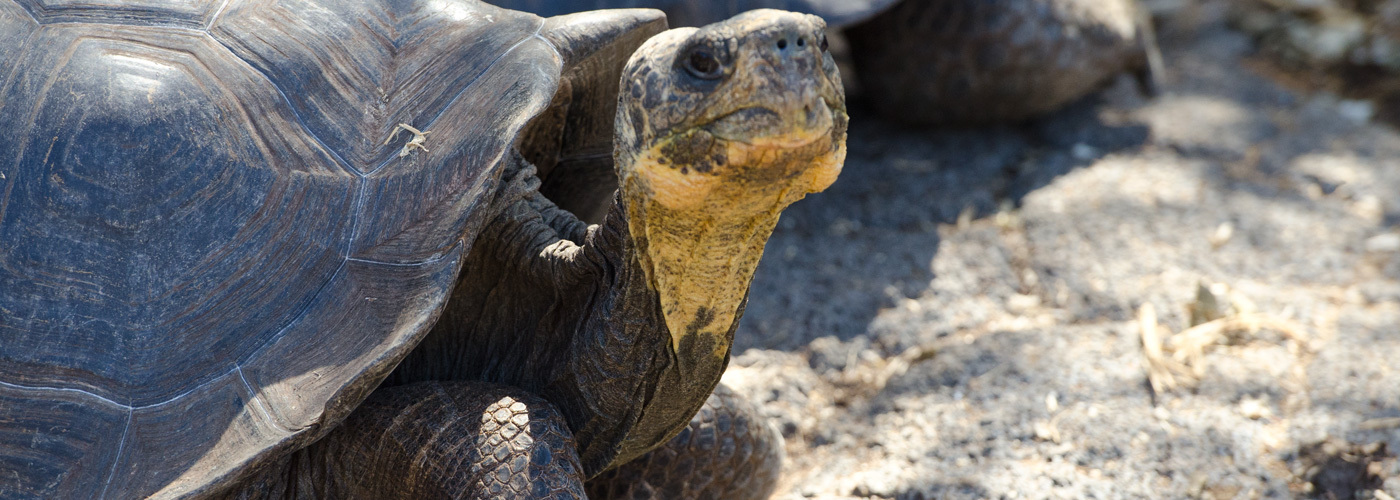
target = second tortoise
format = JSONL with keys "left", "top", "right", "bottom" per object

{"left": 492, "top": 0, "right": 1163, "bottom": 125}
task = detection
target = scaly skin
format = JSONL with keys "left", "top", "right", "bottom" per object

{"left": 586, "top": 384, "right": 784, "bottom": 500}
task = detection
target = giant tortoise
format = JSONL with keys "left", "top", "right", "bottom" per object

{"left": 495, "top": 0, "right": 1163, "bottom": 125}
{"left": 0, "top": 0, "right": 845, "bottom": 497}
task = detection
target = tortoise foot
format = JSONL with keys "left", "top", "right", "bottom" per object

{"left": 241, "top": 381, "right": 587, "bottom": 500}
{"left": 585, "top": 384, "right": 783, "bottom": 500}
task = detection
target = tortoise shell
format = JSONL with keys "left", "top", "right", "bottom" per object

{"left": 0, "top": 0, "right": 654, "bottom": 496}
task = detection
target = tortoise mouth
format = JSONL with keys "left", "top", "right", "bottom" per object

{"left": 704, "top": 100, "right": 839, "bottom": 148}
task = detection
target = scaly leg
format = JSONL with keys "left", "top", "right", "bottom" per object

{"left": 229, "top": 382, "right": 587, "bottom": 499}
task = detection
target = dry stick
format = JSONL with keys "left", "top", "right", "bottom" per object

{"left": 1139, "top": 303, "right": 1180, "bottom": 395}
{"left": 1140, "top": 300, "right": 1314, "bottom": 396}
{"left": 832, "top": 344, "right": 939, "bottom": 404}
{"left": 1169, "top": 313, "right": 1312, "bottom": 364}
{"left": 832, "top": 328, "right": 994, "bottom": 404}
{"left": 872, "top": 344, "right": 940, "bottom": 389}
{"left": 1358, "top": 417, "right": 1400, "bottom": 431}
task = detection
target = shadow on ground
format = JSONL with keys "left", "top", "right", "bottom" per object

{"left": 737, "top": 96, "right": 1152, "bottom": 352}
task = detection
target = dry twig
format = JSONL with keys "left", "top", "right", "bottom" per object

{"left": 1138, "top": 285, "right": 1314, "bottom": 396}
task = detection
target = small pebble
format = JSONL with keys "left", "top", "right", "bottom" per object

{"left": 1132, "top": 432, "right": 1152, "bottom": 446}
{"left": 1238, "top": 397, "right": 1273, "bottom": 420}
{"left": 1365, "top": 233, "right": 1400, "bottom": 253}
{"left": 1072, "top": 143, "right": 1100, "bottom": 161}
{"left": 1337, "top": 99, "right": 1375, "bottom": 124}
{"left": 1008, "top": 293, "right": 1042, "bottom": 313}
{"left": 1352, "top": 195, "right": 1385, "bottom": 223}
{"left": 1209, "top": 222, "right": 1234, "bottom": 248}
{"left": 1033, "top": 420, "right": 1060, "bottom": 443}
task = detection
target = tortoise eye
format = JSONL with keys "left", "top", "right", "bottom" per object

{"left": 683, "top": 47, "right": 723, "bottom": 80}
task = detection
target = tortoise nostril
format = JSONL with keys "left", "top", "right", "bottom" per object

{"left": 797, "top": 37, "right": 805, "bottom": 47}
{"left": 776, "top": 39, "right": 787, "bottom": 50}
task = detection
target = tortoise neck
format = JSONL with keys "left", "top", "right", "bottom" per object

{"left": 589, "top": 142, "right": 822, "bottom": 471}
{"left": 555, "top": 193, "right": 742, "bottom": 473}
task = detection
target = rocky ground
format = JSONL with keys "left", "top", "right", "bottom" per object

{"left": 724, "top": 2, "right": 1400, "bottom": 498}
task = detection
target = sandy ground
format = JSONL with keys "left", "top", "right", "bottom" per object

{"left": 722, "top": 2, "right": 1400, "bottom": 498}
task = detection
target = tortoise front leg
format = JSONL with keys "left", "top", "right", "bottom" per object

{"left": 585, "top": 383, "right": 784, "bottom": 500}
{"left": 229, "top": 381, "right": 586, "bottom": 500}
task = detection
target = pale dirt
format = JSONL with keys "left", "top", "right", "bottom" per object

{"left": 723, "top": 2, "right": 1400, "bottom": 498}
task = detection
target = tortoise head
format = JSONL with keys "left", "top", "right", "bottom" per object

{"left": 613, "top": 10, "right": 848, "bottom": 360}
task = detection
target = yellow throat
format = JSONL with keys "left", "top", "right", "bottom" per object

{"left": 619, "top": 123, "right": 846, "bottom": 359}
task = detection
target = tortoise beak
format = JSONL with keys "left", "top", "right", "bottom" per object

{"left": 704, "top": 98, "right": 837, "bottom": 149}
{"left": 703, "top": 11, "right": 844, "bottom": 149}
